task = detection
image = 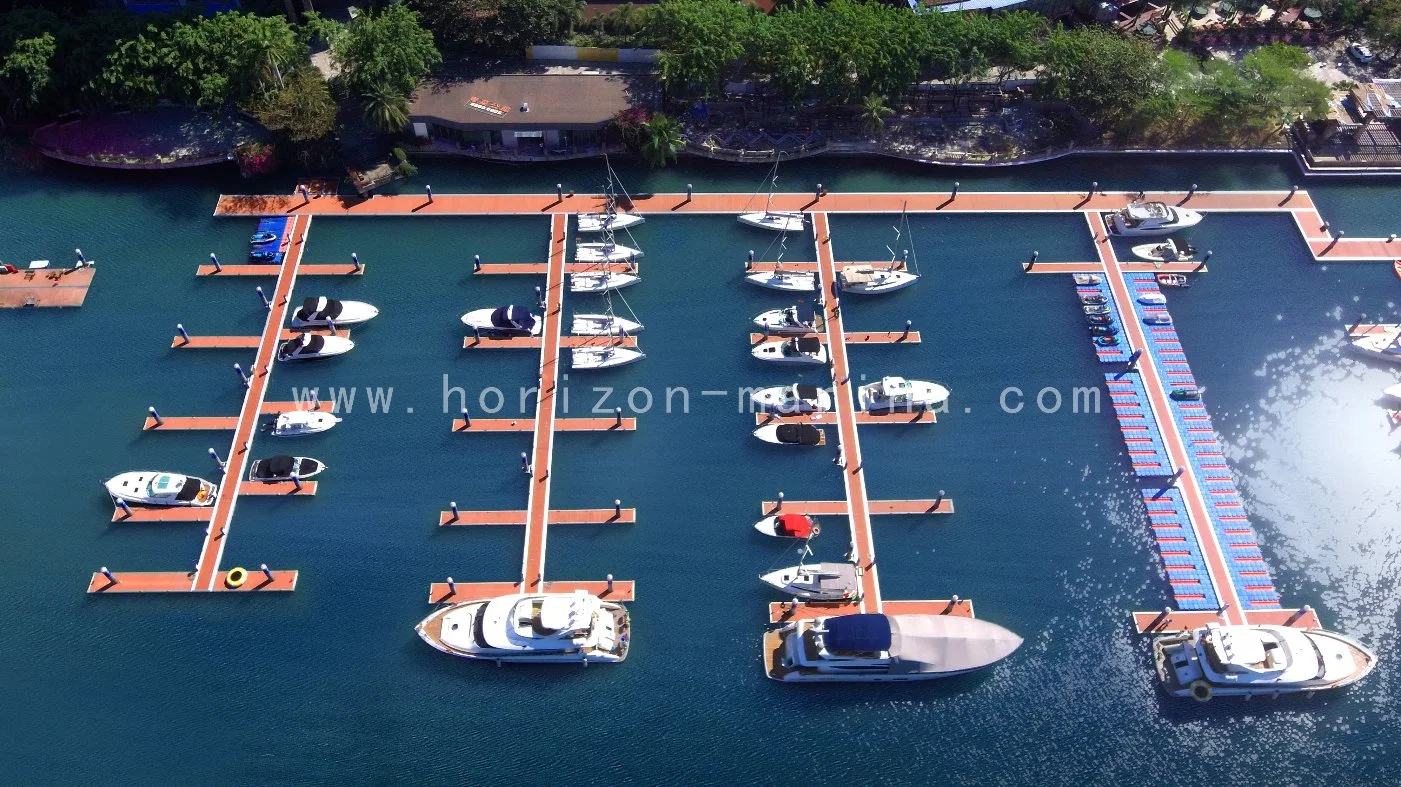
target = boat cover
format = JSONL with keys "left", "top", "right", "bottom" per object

{"left": 825, "top": 614, "right": 891, "bottom": 652}
{"left": 886, "top": 614, "right": 1024, "bottom": 675}
{"left": 175, "top": 476, "right": 203, "bottom": 501}
{"left": 490, "top": 305, "right": 535, "bottom": 331}
{"left": 295, "top": 297, "right": 343, "bottom": 321}
{"left": 776, "top": 424, "right": 822, "bottom": 445}
{"left": 841, "top": 267, "right": 875, "bottom": 285}
{"left": 255, "top": 455, "right": 296, "bottom": 478}
{"left": 807, "top": 563, "right": 858, "bottom": 593}
{"left": 775, "top": 513, "right": 814, "bottom": 538}
{"left": 794, "top": 337, "right": 822, "bottom": 354}
{"left": 282, "top": 334, "right": 325, "bottom": 356}
{"left": 794, "top": 384, "right": 820, "bottom": 401}
{"left": 794, "top": 303, "right": 816, "bottom": 324}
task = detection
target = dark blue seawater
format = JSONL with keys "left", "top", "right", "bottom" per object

{"left": 2, "top": 154, "right": 1399, "bottom": 784}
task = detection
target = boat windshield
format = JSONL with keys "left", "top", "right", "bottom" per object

{"left": 146, "top": 474, "right": 178, "bottom": 496}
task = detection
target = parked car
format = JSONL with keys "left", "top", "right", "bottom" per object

{"left": 1348, "top": 42, "right": 1375, "bottom": 64}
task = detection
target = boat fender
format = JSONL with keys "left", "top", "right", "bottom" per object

{"left": 225, "top": 567, "right": 248, "bottom": 589}
{"left": 1189, "top": 680, "right": 1213, "bottom": 702}
{"left": 811, "top": 524, "right": 821, "bottom": 536}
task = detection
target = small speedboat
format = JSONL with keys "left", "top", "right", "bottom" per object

{"left": 857, "top": 376, "right": 949, "bottom": 412}
{"left": 1143, "top": 313, "right": 1173, "bottom": 326}
{"left": 265, "top": 410, "right": 341, "bottom": 436}
{"left": 1084, "top": 304, "right": 1110, "bottom": 316}
{"left": 745, "top": 270, "right": 816, "bottom": 292}
{"left": 750, "top": 383, "right": 833, "bottom": 413}
{"left": 1096, "top": 335, "right": 1120, "bottom": 347}
{"left": 571, "top": 346, "right": 645, "bottom": 370}
{"left": 577, "top": 212, "right": 643, "bottom": 233}
{"left": 575, "top": 243, "right": 641, "bottom": 264}
{"left": 249, "top": 249, "right": 279, "bottom": 263}
{"left": 104, "top": 471, "right": 217, "bottom": 507}
{"left": 250, "top": 230, "right": 279, "bottom": 245}
{"left": 277, "top": 332, "right": 354, "bottom": 362}
{"left": 1170, "top": 387, "right": 1201, "bottom": 400}
{"left": 571, "top": 313, "right": 643, "bottom": 336}
{"left": 754, "top": 513, "right": 818, "bottom": 539}
{"left": 837, "top": 266, "right": 918, "bottom": 295}
{"left": 752, "top": 422, "right": 826, "bottom": 446}
{"left": 752, "top": 336, "right": 828, "bottom": 365}
{"left": 1089, "top": 325, "right": 1118, "bottom": 336}
{"left": 1081, "top": 294, "right": 1107, "bottom": 305}
{"left": 248, "top": 455, "right": 324, "bottom": 482}
{"left": 1138, "top": 292, "right": 1167, "bottom": 306}
{"left": 738, "top": 211, "right": 805, "bottom": 233}
{"left": 461, "top": 305, "right": 541, "bottom": 337}
{"left": 289, "top": 296, "right": 378, "bottom": 329}
{"left": 760, "top": 562, "right": 861, "bottom": 602}
{"left": 1157, "top": 273, "right": 1190, "bottom": 288}
{"left": 1132, "top": 239, "right": 1196, "bottom": 262}
{"left": 1086, "top": 314, "right": 1113, "bottom": 325}
{"left": 1074, "top": 274, "right": 1103, "bottom": 286}
{"left": 753, "top": 304, "right": 819, "bottom": 335}
{"left": 1107, "top": 201, "right": 1203, "bottom": 236}
{"left": 1153, "top": 623, "right": 1376, "bottom": 701}
{"left": 570, "top": 271, "right": 639, "bottom": 294}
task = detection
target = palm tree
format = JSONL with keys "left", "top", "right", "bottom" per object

{"left": 640, "top": 113, "right": 683, "bottom": 168}
{"left": 859, "top": 93, "right": 894, "bottom": 136}
{"left": 361, "top": 84, "right": 411, "bottom": 134}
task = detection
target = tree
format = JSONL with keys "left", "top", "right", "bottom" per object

{"left": 317, "top": 4, "right": 441, "bottom": 99}
{"left": 0, "top": 32, "right": 54, "bottom": 117}
{"left": 859, "top": 93, "right": 892, "bottom": 135}
{"left": 639, "top": 112, "right": 683, "bottom": 168}
{"left": 250, "top": 69, "right": 337, "bottom": 144}
{"left": 1037, "top": 27, "right": 1163, "bottom": 130}
{"left": 411, "top": 0, "right": 584, "bottom": 53}
{"left": 649, "top": 0, "right": 751, "bottom": 97}
{"left": 360, "top": 83, "right": 412, "bottom": 134}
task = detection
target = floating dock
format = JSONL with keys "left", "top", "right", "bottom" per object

{"left": 0, "top": 266, "right": 95, "bottom": 308}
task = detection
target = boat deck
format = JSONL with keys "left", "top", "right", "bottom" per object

{"left": 0, "top": 265, "right": 95, "bottom": 308}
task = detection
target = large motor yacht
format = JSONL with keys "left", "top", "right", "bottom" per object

{"left": 1106, "top": 201, "right": 1203, "bottom": 236}
{"left": 415, "top": 591, "right": 630, "bottom": 664}
{"left": 1153, "top": 623, "right": 1376, "bottom": 701}
{"left": 104, "top": 471, "right": 217, "bottom": 507}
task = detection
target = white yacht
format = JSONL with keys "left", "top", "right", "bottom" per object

{"left": 1107, "top": 201, "right": 1203, "bottom": 236}
{"left": 571, "top": 271, "right": 640, "bottom": 294}
{"left": 571, "top": 313, "right": 643, "bottom": 336}
{"left": 745, "top": 269, "right": 816, "bottom": 292}
{"left": 750, "top": 383, "right": 832, "bottom": 414}
{"left": 575, "top": 242, "right": 641, "bottom": 264}
{"left": 571, "top": 345, "right": 645, "bottom": 370}
{"left": 1143, "top": 313, "right": 1173, "bottom": 326}
{"left": 1132, "top": 239, "right": 1196, "bottom": 262}
{"left": 415, "top": 591, "right": 630, "bottom": 664}
{"left": 265, "top": 410, "right": 340, "bottom": 436}
{"left": 753, "top": 304, "right": 819, "bottom": 335}
{"left": 738, "top": 211, "right": 805, "bottom": 233}
{"left": 1138, "top": 292, "right": 1167, "bottom": 305}
{"left": 838, "top": 266, "right": 919, "bottom": 295}
{"left": 754, "top": 513, "right": 819, "bottom": 539}
{"left": 288, "top": 296, "right": 378, "bottom": 329}
{"left": 247, "top": 455, "right": 324, "bottom": 482}
{"left": 577, "top": 212, "right": 643, "bottom": 233}
{"left": 1153, "top": 624, "right": 1376, "bottom": 701}
{"left": 764, "top": 613, "right": 1023, "bottom": 683}
{"left": 276, "top": 332, "right": 354, "bottom": 362}
{"left": 857, "top": 376, "right": 949, "bottom": 412}
{"left": 1349, "top": 325, "right": 1401, "bottom": 365}
{"left": 753, "top": 421, "right": 826, "bottom": 446}
{"left": 752, "top": 336, "right": 828, "bottom": 365}
{"left": 461, "top": 305, "right": 542, "bottom": 337}
{"left": 760, "top": 561, "right": 861, "bottom": 602}
{"left": 104, "top": 471, "right": 217, "bottom": 507}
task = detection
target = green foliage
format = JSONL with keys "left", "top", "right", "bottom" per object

{"left": 650, "top": 0, "right": 753, "bottom": 98}
{"left": 1, "top": 32, "right": 54, "bottom": 114}
{"left": 360, "top": 83, "right": 412, "bottom": 134}
{"left": 639, "top": 112, "right": 683, "bottom": 168}
{"left": 318, "top": 3, "right": 441, "bottom": 99}
{"left": 411, "top": 0, "right": 585, "bottom": 53}
{"left": 392, "top": 146, "right": 419, "bottom": 178}
{"left": 1038, "top": 26, "right": 1163, "bottom": 129}
{"left": 859, "top": 93, "right": 892, "bottom": 135}
{"left": 250, "top": 68, "right": 338, "bottom": 144}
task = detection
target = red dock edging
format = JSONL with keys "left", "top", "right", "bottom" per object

{"left": 450, "top": 416, "right": 637, "bottom": 432}
{"left": 171, "top": 328, "right": 349, "bottom": 349}
{"left": 88, "top": 569, "right": 298, "bottom": 594}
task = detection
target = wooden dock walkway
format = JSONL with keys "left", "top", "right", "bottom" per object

{"left": 0, "top": 265, "right": 95, "bottom": 308}
{"left": 749, "top": 331, "right": 920, "bottom": 345}
{"left": 451, "top": 415, "right": 637, "bottom": 432}
{"left": 754, "top": 409, "right": 938, "bottom": 426}
{"left": 461, "top": 335, "right": 640, "bottom": 350}
{"left": 172, "top": 328, "right": 348, "bottom": 349}
{"left": 437, "top": 507, "right": 636, "bottom": 526}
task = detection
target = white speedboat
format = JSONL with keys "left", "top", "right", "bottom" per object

{"left": 289, "top": 296, "right": 378, "bottom": 329}
{"left": 276, "top": 332, "right": 354, "bottom": 362}
{"left": 764, "top": 613, "right": 1023, "bottom": 683}
{"left": 760, "top": 562, "right": 861, "bottom": 602}
{"left": 265, "top": 410, "right": 341, "bottom": 436}
{"left": 754, "top": 513, "right": 818, "bottom": 539}
{"left": 1153, "top": 623, "right": 1376, "bottom": 701}
{"left": 750, "top": 383, "right": 832, "bottom": 414}
{"left": 857, "top": 376, "right": 949, "bottom": 412}
{"left": 461, "top": 305, "right": 542, "bottom": 337}
{"left": 752, "top": 336, "right": 827, "bottom": 365}
{"left": 753, "top": 304, "right": 819, "bottom": 335}
{"left": 571, "top": 313, "right": 643, "bottom": 336}
{"left": 104, "top": 471, "right": 217, "bottom": 507}
{"left": 415, "top": 591, "right": 630, "bottom": 664}
{"left": 1138, "top": 292, "right": 1167, "bottom": 305}
{"left": 745, "top": 270, "right": 816, "bottom": 292}
{"left": 575, "top": 242, "right": 641, "bottom": 264}
{"left": 1157, "top": 273, "right": 1190, "bottom": 288}
{"left": 1132, "top": 239, "right": 1196, "bottom": 262}
{"left": 1349, "top": 326, "right": 1401, "bottom": 365}
{"left": 571, "top": 271, "right": 639, "bottom": 294}
{"left": 577, "top": 212, "right": 643, "bottom": 233}
{"left": 571, "top": 346, "right": 645, "bottom": 370}
{"left": 247, "top": 455, "right": 324, "bottom": 482}
{"left": 738, "top": 211, "right": 805, "bottom": 233}
{"left": 1107, "top": 201, "right": 1203, "bottom": 236}
{"left": 838, "top": 266, "right": 918, "bottom": 295}
{"left": 1074, "top": 274, "right": 1103, "bottom": 286}
{"left": 1143, "top": 313, "right": 1173, "bottom": 326}
{"left": 752, "top": 422, "right": 825, "bottom": 446}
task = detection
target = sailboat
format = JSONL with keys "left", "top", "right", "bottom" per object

{"left": 760, "top": 546, "right": 861, "bottom": 602}
{"left": 738, "top": 155, "right": 804, "bottom": 232}
{"left": 837, "top": 206, "right": 919, "bottom": 295}
{"left": 577, "top": 157, "right": 644, "bottom": 233}
{"left": 571, "top": 324, "right": 646, "bottom": 370}
{"left": 576, "top": 194, "right": 642, "bottom": 264}
{"left": 745, "top": 226, "right": 815, "bottom": 292}
{"left": 572, "top": 291, "right": 643, "bottom": 336}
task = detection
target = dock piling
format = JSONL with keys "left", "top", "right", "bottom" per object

{"left": 352, "top": 252, "right": 361, "bottom": 272}
{"left": 936, "top": 489, "right": 945, "bottom": 508}
{"left": 208, "top": 447, "right": 225, "bottom": 470}
{"left": 447, "top": 576, "right": 456, "bottom": 594}
{"left": 951, "top": 181, "right": 959, "bottom": 200}
{"left": 1287, "top": 184, "right": 1298, "bottom": 202}
{"left": 101, "top": 566, "right": 115, "bottom": 583}
{"left": 1127, "top": 348, "right": 1142, "bottom": 370}
{"left": 1389, "top": 234, "right": 1396, "bottom": 243}
{"left": 777, "top": 491, "right": 784, "bottom": 511}
{"left": 902, "top": 320, "right": 912, "bottom": 341}
{"left": 210, "top": 253, "right": 221, "bottom": 273}
{"left": 556, "top": 183, "right": 563, "bottom": 201}
{"left": 299, "top": 185, "right": 310, "bottom": 202}
{"left": 686, "top": 183, "right": 693, "bottom": 201}
{"left": 148, "top": 406, "right": 163, "bottom": 427}
{"left": 176, "top": 323, "right": 190, "bottom": 344}
{"left": 426, "top": 185, "right": 433, "bottom": 203}
{"left": 474, "top": 254, "right": 481, "bottom": 272}
{"left": 1287, "top": 604, "right": 1312, "bottom": 625}
{"left": 1027, "top": 250, "right": 1039, "bottom": 271}
{"left": 116, "top": 500, "right": 132, "bottom": 517}
{"left": 260, "top": 563, "right": 273, "bottom": 581}
{"left": 460, "top": 406, "right": 470, "bottom": 429}
{"left": 614, "top": 499, "right": 622, "bottom": 518}
{"left": 291, "top": 472, "right": 301, "bottom": 492}
{"left": 606, "top": 573, "right": 614, "bottom": 593}
{"left": 449, "top": 501, "right": 459, "bottom": 521}
{"left": 535, "top": 285, "right": 544, "bottom": 308}
{"left": 815, "top": 184, "right": 823, "bottom": 200}
{"left": 1351, "top": 314, "right": 1365, "bottom": 333}
{"left": 1090, "top": 181, "right": 1098, "bottom": 198}
{"left": 614, "top": 406, "right": 623, "bottom": 427}
{"left": 521, "top": 451, "right": 531, "bottom": 475}
{"left": 1187, "top": 183, "right": 1198, "bottom": 200}
{"left": 234, "top": 363, "right": 250, "bottom": 387}
{"left": 256, "top": 286, "right": 271, "bottom": 309}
